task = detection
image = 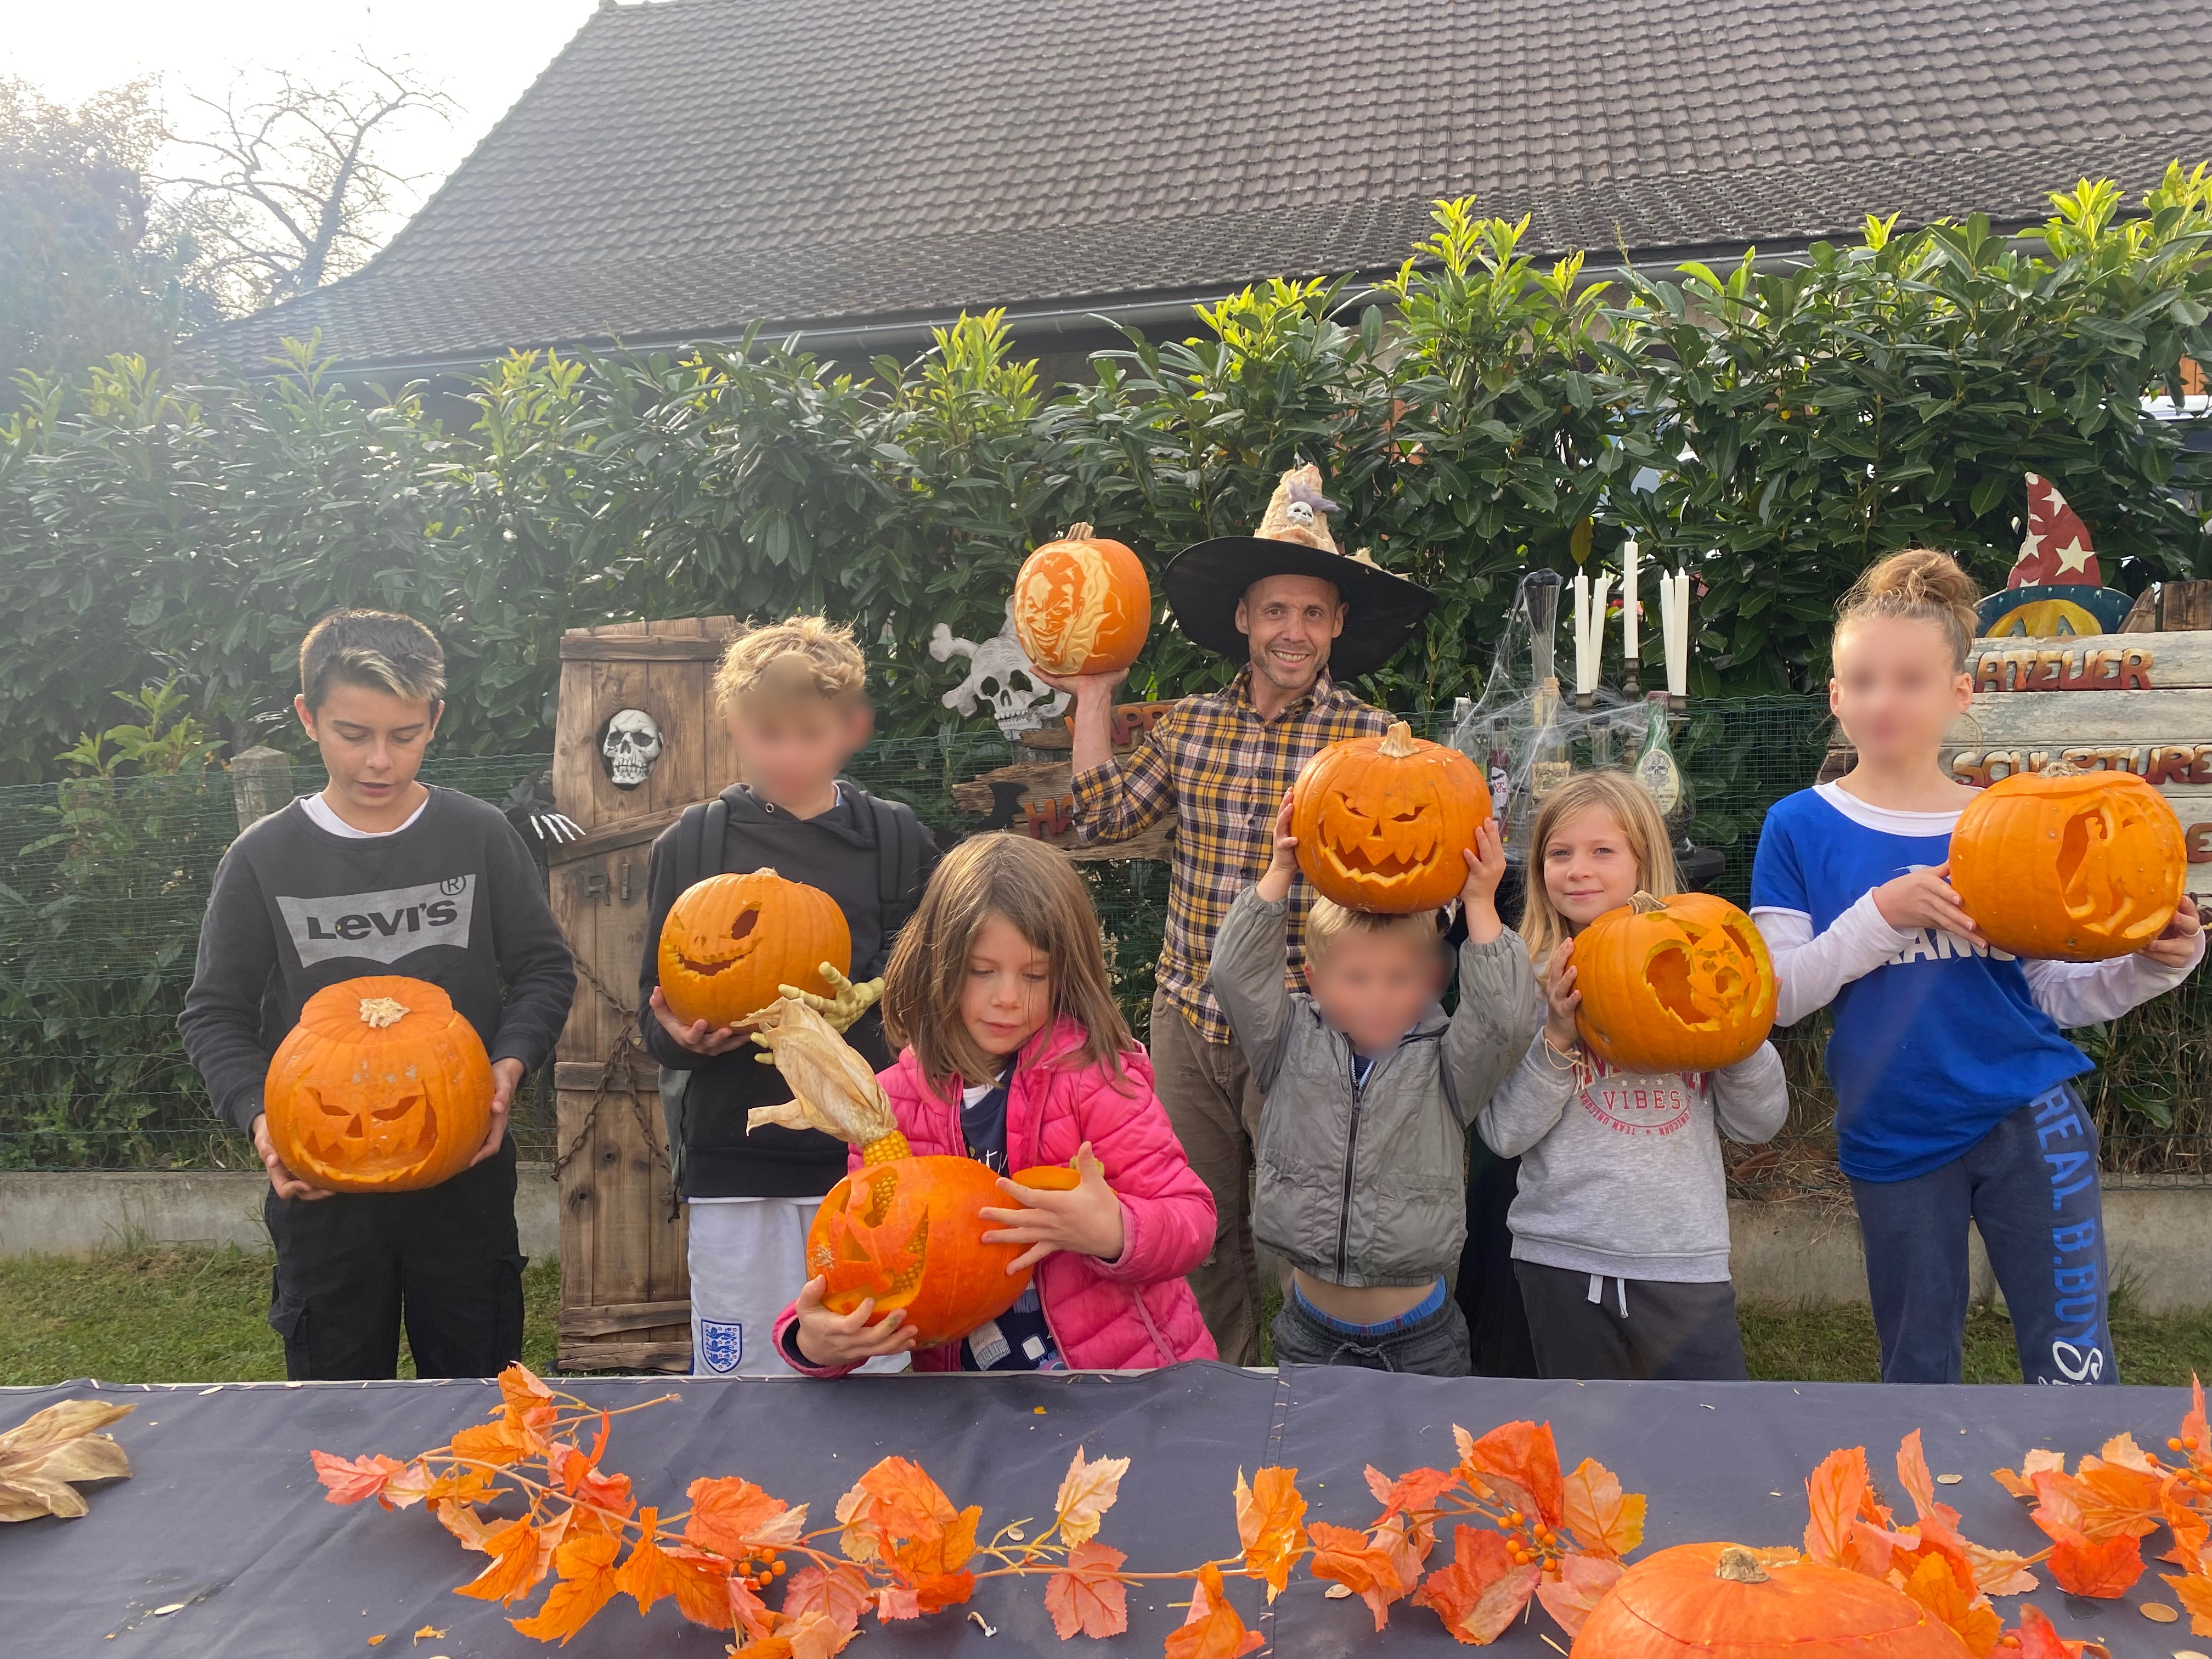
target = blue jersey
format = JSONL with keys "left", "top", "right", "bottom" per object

{"left": 1750, "top": 785, "right": 2087, "bottom": 1182}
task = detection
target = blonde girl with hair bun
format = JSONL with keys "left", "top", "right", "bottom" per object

{"left": 1476, "top": 769, "right": 1785, "bottom": 1383}
{"left": 1750, "top": 546, "right": 2203, "bottom": 1387}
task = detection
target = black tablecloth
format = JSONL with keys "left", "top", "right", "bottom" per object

{"left": 0, "top": 1364, "right": 2189, "bottom": 1657}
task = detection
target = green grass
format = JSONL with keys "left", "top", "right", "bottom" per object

{"left": 1741, "top": 1296, "right": 2212, "bottom": 1386}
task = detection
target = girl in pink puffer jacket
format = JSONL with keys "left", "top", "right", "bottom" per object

{"left": 773, "top": 834, "right": 1216, "bottom": 1375}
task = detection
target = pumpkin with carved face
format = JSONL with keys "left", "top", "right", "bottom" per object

{"left": 1575, "top": 891, "right": 1778, "bottom": 1074}
{"left": 263, "top": 976, "right": 493, "bottom": 1193}
{"left": 1011, "top": 523, "right": 1151, "bottom": 677}
{"left": 658, "top": 870, "right": 850, "bottom": 1030}
{"left": 1292, "top": 721, "right": 1493, "bottom": 913}
{"left": 1949, "top": 765, "right": 2185, "bottom": 961}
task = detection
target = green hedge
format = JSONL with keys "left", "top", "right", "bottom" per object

{"left": 0, "top": 177, "right": 2207, "bottom": 784}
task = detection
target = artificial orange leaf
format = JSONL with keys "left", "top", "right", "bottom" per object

{"left": 2007, "top": 1602, "right": 2089, "bottom": 1658}
{"left": 2162, "top": 1565, "right": 2212, "bottom": 1635}
{"left": 1365, "top": 1463, "right": 1460, "bottom": 1527}
{"left": 1412, "top": 1522, "right": 1542, "bottom": 1645}
{"left": 612, "top": 1510, "right": 736, "bottom": 1628}
{"left": 1962, "top": 1539, "right": 2039, "bottom": 1596}
{"left": 1165, "top": 1562, "right": 1263, "bottom": 1659}
{"left": 2183, "top": 1375, "right": 2209, "bottom": 1469}
{"left": 832, "top": 1479, "right": 879, "bottom": 1562}
{"left": 2096, "top": 1431, "right": 2157, "bottom": 1471}
{"left": 499, "top": 1363, "right": 555, "bottom": 1417}
{"left": 1993, "top": 1447, "right": 2065, "bottom": 1500}
{"left": 1533, "top": 1553, "right": 1624, "bottom": 1640}
{"left": 1307, "top": 1520, "right": 1404, "bottom": 1631}
{"left": 745, "top": 1610, "right": 856, "bottom": 1659}
{"left": 1897, "top": 1430, "right": 1966, "bottom": 1533}
{"left": 2162, "top": 1479, "right": 2210, "bottom": 1566}
{"left": 1045, "top": 1541, "right": 1128, "bottom": 1639}
{"left": 1233, "top": 1466, "right": 1308, "bottom": 1600}
{"left": 510, "top": 1531, "right": 620, "bottom": 1644}
{"left": 455, "top": 1519, "right": 550, "bottom": 1606}
{"left": 448, "top": 1421, "right": 527, "bottom": 1468}
{"left": 894, "top": 1503, "right": 981, "bottom": 1578}
{"left": 1370, "top": 1513, "right": 1433, "bottom": 1591}
{"left": 417, "top": 1464, "right": 498, "bottom": 1508}
{"left": 726, "top": 1569, "right": 775, "bottom": 1640}
{"left": 2042, "top": 1523, "right": 2143, "bottom": 1598}
{"left": 1900, "top": 1553, "right": 2001, "bottom": 1657}
{"left": 313, "top": 1450, "right": 408, "bottom": 1508}
{"left": 1560, "top": 1457, "right": 1645, "bottom": 1559}
{"left": 907, "top": 1568, "right": 976, "bottom": 1615}
{"left": 2069, "top": 1459, "right": 2164, "bottom": 1529}
{"left": 855, "top": 1455, "right": 958, "bottom": 1540}
{"left": 437, "top": 1500, "right": 497, "bottom": 1551}
{"left": 1053, "top": 1445, "right": 1130, "bottom": 1547}
{"left": 874, "top": 1583, "right": 922, "bottom": 1621}
{"left": 683, "top": 1475, "right": 791, "bottom": 1557}
{"left": 1803, "top": 1446, "right": 1873, "bottom": 1567}
{"left": 781, "top": 1562, "right": 872, "bottom": 1633}
{"left": 1453, "top": 1421, "right": 1564, "bottom": 1527}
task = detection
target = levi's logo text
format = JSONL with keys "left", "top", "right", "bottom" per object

{"left": 276, "top": 876, "right": 476, "bottom": 966}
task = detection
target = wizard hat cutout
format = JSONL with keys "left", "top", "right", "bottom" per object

{"left": 1161, "top": 464, "right": 1434, "bottom": 681}
{"left": 1976, "top": 473, "right": 2134, "bottom": 637}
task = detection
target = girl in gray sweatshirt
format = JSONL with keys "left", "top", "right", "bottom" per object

{"left": 1476, "top": 772, "right": 1786, "bottom": 1382}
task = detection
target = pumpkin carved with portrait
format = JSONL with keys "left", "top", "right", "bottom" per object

{"left": 1011, "top": 523, "right": 1151, "bottom": 678}
{"left": 1292, "top": 721, "right": 1492, "bottom": 913}
{"left": 657, "top": 870, "right": 850, "bottom": 1030}
{"left": 1574, "top": 891, "right": 1778, "bottom": 1074}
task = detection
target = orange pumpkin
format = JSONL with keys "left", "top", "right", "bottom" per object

{"left": 1292, "top": 721, "right": 1493, "bottom": 913}
{"left": 1575, "top": 891, "right": 1778, "bottom": 1073}
{"left": 263, "top": 975, "right": 493, "bottom": 1193}
{"left": 1572, "top": 1543, "right": 1972, "bottom": 1658}
{"left": 658, "top": 870, "right": 850, "bottom": 1029}
{"left": 1011, "top": 522, "right": 1151, "bottom": 676}
{"left": 808, "top": 1141, "right": 1083, "bottom": 1348}
{"left": 1949, "top": 764, "right": 2186, "bottom": 961}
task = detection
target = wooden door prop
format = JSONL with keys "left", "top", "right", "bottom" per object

{"left": 549, "top": 618, "right": 742, "bottom": 1373}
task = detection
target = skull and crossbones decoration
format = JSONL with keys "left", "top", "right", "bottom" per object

{"left": 929, "top": 602, "right": 1070, "bottom": 738}
{"left": 598, "top": 708, "right": 664, "bottom": 789}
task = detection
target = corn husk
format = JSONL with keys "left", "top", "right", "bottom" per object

{"left": 746, "top": 996, "right": 899, "bottom": 1147}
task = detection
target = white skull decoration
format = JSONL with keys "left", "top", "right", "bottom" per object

{"left": 599, "top": 708, "right": 664, "bottom": 789}
{"left": 929, "top": 602, "right": 1070, "bottom": 738}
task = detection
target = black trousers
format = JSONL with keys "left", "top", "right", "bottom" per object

{"left": 263, "top": 1136, "right": 526, "bottom": 1381}
{"left": 1515, "top": 1260, "right": 1750, "bottom": 1383}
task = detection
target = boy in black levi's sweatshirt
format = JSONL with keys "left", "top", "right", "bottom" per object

{"left": 639, "top": 618, "right": 936, "bottom": 1376}
{"left": 179, "top": 611, "right": 575, "bottom": 1383}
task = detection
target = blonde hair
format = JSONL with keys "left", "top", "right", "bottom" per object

{"left": 1835, "top": 548, "right": 1979, "bottom": 670}
{"left": 713, "top": 616, "right": 867, "bottom": 714}
{"left": 1304, "top": 896, "right": 1441, "bottom": 967}
{"left": 1519, "top": 770, "right": 1679, "bottom": 964}
{"left": 882, "top": 833, "right": 1136, "bottom": 1093}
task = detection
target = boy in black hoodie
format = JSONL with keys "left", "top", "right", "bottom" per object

{"left": 639, "top": 617, "right": 937, "bottom": 1374}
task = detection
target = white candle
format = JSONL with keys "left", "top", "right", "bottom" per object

{"left": 1572, "top": 571, "right": 1591, "bottom": 694}
{"left": 1660, "top": 568, "right": 1691, "bottom": 697}
{"left": 1621, "top": 538, "right": 1640, "bottom": 659}
{"left": 1590, "top": 571, "right": 1612, "bottom": 692}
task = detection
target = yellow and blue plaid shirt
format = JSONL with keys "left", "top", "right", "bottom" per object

{"left": 1071, "top": 671, "right": 1389, "bottom": 1043}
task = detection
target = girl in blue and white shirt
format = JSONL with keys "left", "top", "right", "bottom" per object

{"left": 1750, "top": 549, "right": 2202, "bottom": 1386}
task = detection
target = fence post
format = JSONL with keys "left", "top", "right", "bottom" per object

{"left": 229, "top": 746, "right": 294, "bottom": 833}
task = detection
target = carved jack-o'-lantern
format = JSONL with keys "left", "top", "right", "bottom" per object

{"left": 1291, "top": 721, "right": 1493, "bottom": 913}
{"left": 657, "top": 870, "right": 850, "bottom": 1029}
{"left": 1574, "top": 891, "right": 1778, "bottom": 1074}
{"left": 263, "top": 975, "right": 493, "bottom": 1193}
{"left": 1011, "top": 523, "right": 1152, "bottom": 677}
{"left": 1572, "top": 1543, "right": 1972, "bottom": 1659}
{"left": 1949, "top": 764, "right": 2186, "bottom": 961}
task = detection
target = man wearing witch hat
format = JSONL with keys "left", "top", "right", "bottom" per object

{"left": 1038, "top": 464, "right": 1433, "bottom": 1364}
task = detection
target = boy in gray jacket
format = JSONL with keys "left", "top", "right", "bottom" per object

{"left": 1210, "top": 795, "right": 1535, "bottom": 1374}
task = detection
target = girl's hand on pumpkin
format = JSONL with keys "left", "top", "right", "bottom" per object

{"left": 1541, "top": 940, "right": 1582, "bottom": 1052}
{"left": 2140, "top": 894, "right": 2204, "bottom": 969}
{"left": 470, "top": 1058, "right": 524, "bottom": 1167}
{"left": 1870, "top": 862, "right": 1984, "bottom": 945}
{"left": 250, "top": 1111, "right": 333, "bottom": 1202}
{"left": 1459, "top": 821, "right": 1507, "bottom": 944}
{"left": 980, "top": 1143, "right": 1125, "bottom": 1271}
{"left": 791, "top": 1276, "right": 922, "bottom": 1367}
{"left": 1256, "top": 789, "right": 1299, "bottom": 903}
{"left": 648, "top": 986, "right": 754, "bottom": 1056}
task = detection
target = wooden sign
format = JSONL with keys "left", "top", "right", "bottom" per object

{"left": 1941, "top": 630, "right": 2212, "bottom": 898}
{"left": 950, "top": 701, "right": 1180, "bottom": 860}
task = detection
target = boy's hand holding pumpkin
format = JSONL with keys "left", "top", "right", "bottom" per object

{"left": 647, "top": 985, "right": 756, "bottom": 1056}
{"left": 1458, "top": 820, "right": 1507, "bottom": 943}
{"left": 1256, "top": 789, "right": 1300, "bottom": 904}
{"left": 2140, "top": 893, "right": 2204, "bottom": 969}
{"left": 979, "top": 1143, "right": 1124, "bottom": 1272}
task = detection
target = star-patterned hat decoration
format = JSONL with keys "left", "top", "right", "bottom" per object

{"left": 1976, "top": 472, "right": 2135, "bottom": 639}
{"left": 2006, "top": 473, "right": 2101, "bottom": 588}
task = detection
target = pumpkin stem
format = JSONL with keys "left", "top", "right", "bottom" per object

{"left": 358, "top": 995, "right": 410, "bottom": 1029}
{"left": 1378, "top": 721, "right": 1419, "bottom": 758}
{"left": 1714, "top": 1546, "right": 1770, "bottom": 1584}
{"left": 2038, "top": 759, "right": 2084, "bottom": 778}
{"left": 1066, "top": 521, "right": 1094, "bottom": 540}
{"left": 1627, "top": 890, "right": 1667, "bottom": 915}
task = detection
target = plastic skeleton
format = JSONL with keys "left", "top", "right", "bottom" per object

{"left": 929, "top": 602, "right": 1070, "bottom": 737}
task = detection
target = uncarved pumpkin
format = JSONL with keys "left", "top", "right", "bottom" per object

{"left": 1012, "top": 522, "right": 1152, "bottom": 676}
{"left": 1575, "top": 891, "right": 1778, "bottom": 1073}
{"left": 1949, "top": 764, "right": 2186, "bottom": 961}
{"left": 264, "top": 975, "right": 493, "bottom": 1193}
{"left": 808, "top": 1137, "right": 1083, "bottom": 1348}
{"left": 1571, "top": 1543, "right": 1972, "bottom": 1658}
{"left": 1293, "top": 721, "right": 1493, "bottom": 913}
{"left": 658, "top": 870, "right": 850, "bottom": 1029}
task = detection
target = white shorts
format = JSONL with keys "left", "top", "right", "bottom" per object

{"left": 686, "top": 1196, "right": 907, "bottom": 1376}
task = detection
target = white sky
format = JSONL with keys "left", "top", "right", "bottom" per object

{"left": 3, "top": 1, "right": 602, "bottom": 236}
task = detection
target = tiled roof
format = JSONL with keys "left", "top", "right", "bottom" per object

{"left": 204, "top": 0, "right": 2212, "bottom": 371}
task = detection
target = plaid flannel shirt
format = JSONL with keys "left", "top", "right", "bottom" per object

{"left": 1070, "top": 671, "right": 1390, "bottom": 1043}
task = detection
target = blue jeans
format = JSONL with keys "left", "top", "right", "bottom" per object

{"left": 1849, "top": 1085, "right": 2117, "bottom": 1386}
{"left": 1271, "top": 1282, "right": 1470, "bottom": 1376}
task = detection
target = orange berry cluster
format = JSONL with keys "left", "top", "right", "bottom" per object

{"left": 733, "top": 1548, "right": 787, "bottom": 1591}
{"left": 1500, "top": 1509, "right": 1566, "bottom": 1578}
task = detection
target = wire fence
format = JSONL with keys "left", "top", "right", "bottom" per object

{"left": 2, "top": 699, "right": 2205, "bottom": 1187}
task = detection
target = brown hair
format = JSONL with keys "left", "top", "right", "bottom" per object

{"left": 1518, "top": 770, "right": 1679, "bottom": 964}
{"left": 298, "top": 610, "right": 445, "bottom": 712}
{"left": 714, "top": 616, "right": 868, "bottom": 715}
{"left": 882, "top": 833, "right": 1136, "bottom": 1092}
{"left": 1305, "top": 896, "right": 1441, "bottom": 967}
{"left": 1835, "top": 548, "right": 1979, "bottom": 670}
